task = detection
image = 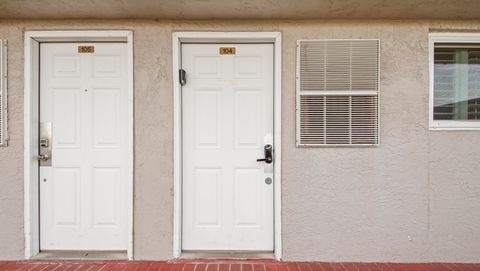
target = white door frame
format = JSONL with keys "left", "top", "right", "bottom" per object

{"left": 172, "top": 32, "right": 282, "bottom": 260}
{"left": 23, "top": 30, "right": 134, "bottom": 259}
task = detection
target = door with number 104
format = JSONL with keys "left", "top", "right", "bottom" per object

{"left": 181, "top": 43, "right": 275, "bottom": 251}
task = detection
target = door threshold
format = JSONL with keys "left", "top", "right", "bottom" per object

{"left": 180, "top": 251, "right": 275, "bottom": 260}
{"left": 32, "top": 250, "right": 128, "bottom": 261}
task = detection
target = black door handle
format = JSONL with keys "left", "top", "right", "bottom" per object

{"left": 257, "top": 144, "right": 273, "bottom": 164}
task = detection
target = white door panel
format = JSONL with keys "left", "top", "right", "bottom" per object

{"left": 182, "top": 44, "right": 274, "bottom": 251}
{"left": 39, "top": 43, "right": 128, "bottom": 250}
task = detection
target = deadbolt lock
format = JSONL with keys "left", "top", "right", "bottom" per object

{"left": 265, "top": 177, "right": 272, "bottom": 185}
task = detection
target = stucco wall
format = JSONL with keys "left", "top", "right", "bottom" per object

{"left": 0, "top": 19, "right": 479, "bottom": 262}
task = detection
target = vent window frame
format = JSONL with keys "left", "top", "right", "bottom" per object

{"left": 296, "top": 39, "right": 380, "bottom": 147}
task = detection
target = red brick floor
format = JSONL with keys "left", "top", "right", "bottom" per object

{"left": 0, "top": 260, "right": 479, "bottom": 271}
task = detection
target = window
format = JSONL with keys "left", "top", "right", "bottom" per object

{"left": 430, "top": 33, "right": 480, "bottom": 129}
{"left": 296, "top": 39, "right": 380, "bottom": 146}
{"left": 0, "top": 40, "right": 6, "bottom": 146}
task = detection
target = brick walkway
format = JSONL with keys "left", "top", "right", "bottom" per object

{"left": 0, "top": 260, "right": 479, "bottom": 271}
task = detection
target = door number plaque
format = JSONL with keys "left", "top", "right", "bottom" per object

{"left": 78, "top": 45, "right": 95, "bottom": 53}
{"left": 219, "top": 47, "right": 236, "bottom": 55}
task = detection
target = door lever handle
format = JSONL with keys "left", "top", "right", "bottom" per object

{"left": 37, "top": 154, "right": 50, "bottom": 161}
{"left": 256, "top": 144, "right": 273, "bottom": 164}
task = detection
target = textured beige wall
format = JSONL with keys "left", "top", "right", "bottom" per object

{"left": 0, "top": 20, "right": 479, "bottom": 262}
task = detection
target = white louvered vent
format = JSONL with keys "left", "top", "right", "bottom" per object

{"left": 0, "top": 40, "right": 7, "bottom": 146}
{"left": 296, "top": 39, "right": 380, "bottom": 146}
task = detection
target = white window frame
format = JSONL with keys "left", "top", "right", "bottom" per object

{"left": 429, "top": 32, "right": 480, "bottom": 130}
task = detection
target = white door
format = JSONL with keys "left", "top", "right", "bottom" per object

{"left": 39, "top": 43, "right": 129, "bottom": 250}
{"left": 182, "top": 44, "right": 274, "bottom": 251}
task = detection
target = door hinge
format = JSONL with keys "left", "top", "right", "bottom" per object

{"left": 179, "top": 69, "right": 187, "bottom": 86}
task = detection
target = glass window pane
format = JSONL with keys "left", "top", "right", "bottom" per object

{"left": 468, "top": 50, "right": 480, "bottom": 119}
{"left": 433, "top": 48, "right": 457, "bottom": 120}
{"left": 434, "top": 44, "right": 480, "bottom": 121}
